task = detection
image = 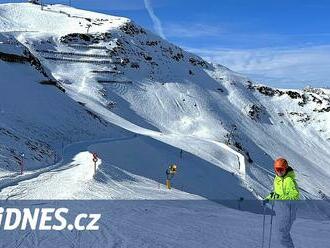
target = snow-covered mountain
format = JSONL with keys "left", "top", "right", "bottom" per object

{"left": 0, "top": 2, "right": 329, "bottom": 202}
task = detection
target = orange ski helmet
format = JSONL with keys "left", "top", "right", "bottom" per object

{"left": 274, "top": 157, "right": 288, "bottom": 173}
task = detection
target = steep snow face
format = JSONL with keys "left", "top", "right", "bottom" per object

{"left": 0, "top": 31, "right": 123, "bottom": 177}
{"left": 0, "top": 3, "right": 329, "bottom": 200}
{"left": 1, "top": 3, "right": 227, "bottom": 140}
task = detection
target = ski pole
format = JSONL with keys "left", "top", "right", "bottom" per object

{"left": 268, "top": 201, "right": 275, "bottom": 248}
{"left": 261, "top": 202, "right": 266, "bottom": 248}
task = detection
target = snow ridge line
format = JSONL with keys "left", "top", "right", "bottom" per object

{"left": 43, "top": 56, "right": 114, "bottom": 64}
{"left": 68, "top": 44, "right": 108, "bottom": 50}
{"left": 36, "top": 49, "right": 112, "bottom": 58}
{"left": 207, "top": 140, "right": 246, "bottom": 176}
{"left": 205, "top": 139, "right": 272, "bottom": 200}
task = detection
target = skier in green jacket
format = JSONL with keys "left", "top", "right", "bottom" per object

{"left": 265, "top": 157, "right": 300, "bottom": 248}
{"left": 266, "top": 157, "right": 300, "bottom": 200}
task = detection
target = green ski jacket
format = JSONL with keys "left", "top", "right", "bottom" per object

{"left": 266, "top": 166, "right": 300, "bottom": 200}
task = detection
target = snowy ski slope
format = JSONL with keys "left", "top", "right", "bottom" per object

{"left": 0, "top": 2, "right": 329, "bottom": 202}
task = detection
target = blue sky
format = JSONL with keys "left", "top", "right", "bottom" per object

{"left": 2, "top": 0, "right": 330, "bottom": 88}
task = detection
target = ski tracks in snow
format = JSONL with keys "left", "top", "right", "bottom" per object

{"left": 0, "top": 135, "right": 136, "bottom": 199}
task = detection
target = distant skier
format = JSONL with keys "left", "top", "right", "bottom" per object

{"left": 165, "top": 164, "right": 177, "bottom": 189}
{"left": 264, "top": 157, "right": 300, "bottom": 248}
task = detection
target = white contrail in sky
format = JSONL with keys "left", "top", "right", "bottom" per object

{"left": 144, "top": 0, "right": 166, "bottom": 39}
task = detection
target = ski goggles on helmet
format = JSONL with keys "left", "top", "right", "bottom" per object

{"left": 275, "top": 167, "right": 286, "bottom": 174}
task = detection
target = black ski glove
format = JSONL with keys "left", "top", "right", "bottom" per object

{"left": 269, "top": 192, "right": 280, "bottom": 199}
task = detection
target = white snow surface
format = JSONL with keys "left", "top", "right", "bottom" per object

{"left": 0, "top": 2, "right": 329, "bottom": 202}
{"left": 0, "top": 3, "right": 329, "bottom": 248}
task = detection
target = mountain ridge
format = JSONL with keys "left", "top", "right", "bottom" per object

{"left": 0, "top": 2, "right": 329, "bottom": 200}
